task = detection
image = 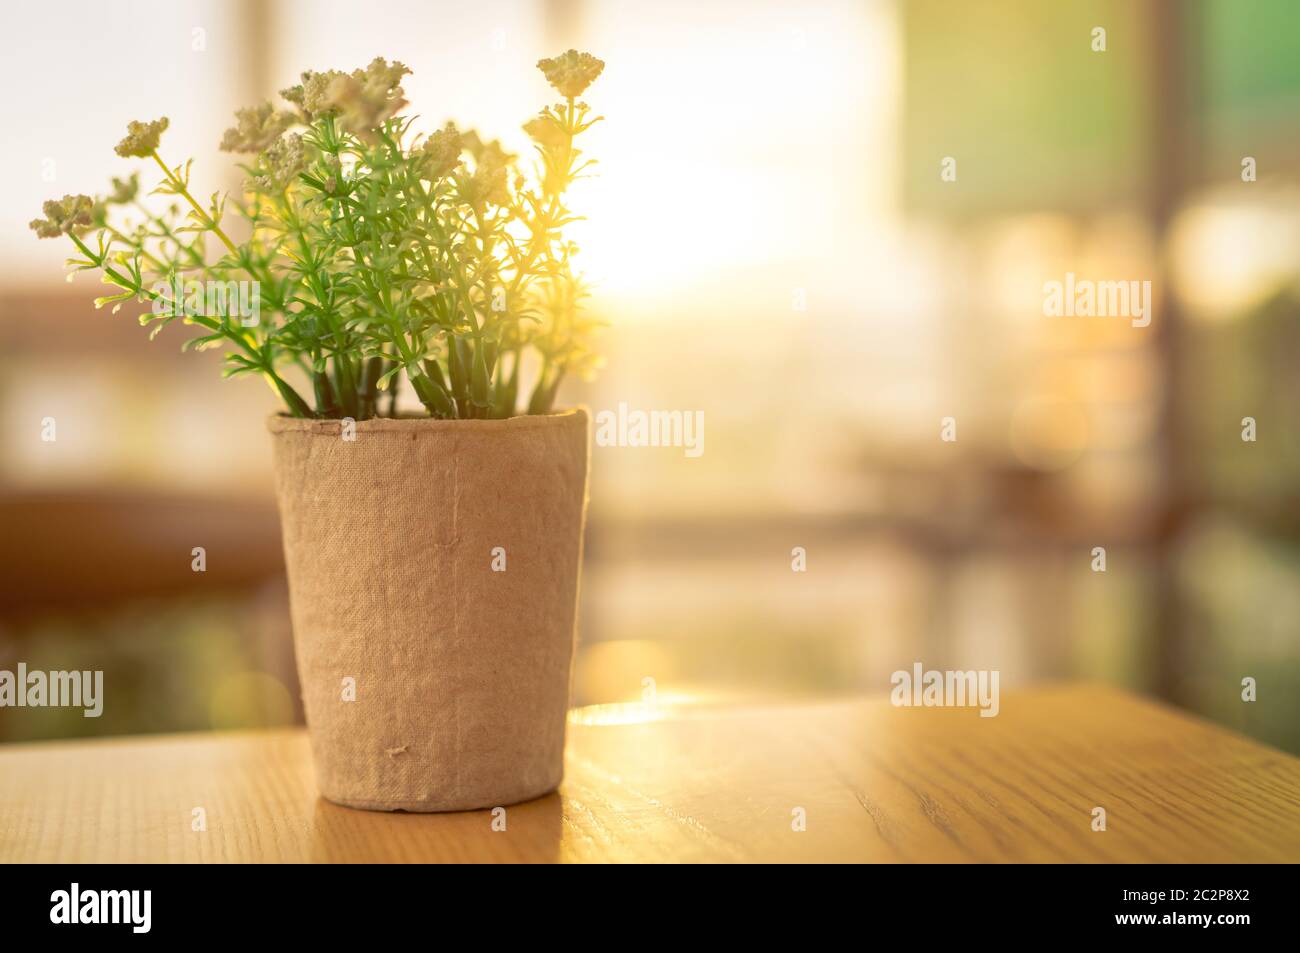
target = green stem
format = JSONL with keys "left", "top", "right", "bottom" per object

{"left": 69, "top": 231, "right": 312, "bottom": 418}
{"left": 132, "top": 199, "right": 207, "bottom": 270}
{"left": 151, "top": 152, "right": 238, "bottom": 256}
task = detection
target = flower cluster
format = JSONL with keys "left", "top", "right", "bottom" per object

{"left": 29, "top": 194, "right": 95, "bottom": 238}
{"left": 459, "top": 131, "right": 516, "bottom": 208}
{"left": 537, "top": 49, "right": 605, "bottom": 99}
{"left": 107, "top": 174, "right": 139, "bottom": 205}
{"left": 523, "top": 110, "right": 567, "bottom": 150}
{"left": 220, "top": 103, "right": 295, "bottom": 153}
{"left": 114, "top": 117, "right": 170, "bottom": 158}
{"left": 421, "top": 121, "right": 463, "bottom": 178}
{"left": 251, "top": 133, "right": 307, "bottom": 191}
{"left": 279, "top": 57, "right": 410, "bottom": 141}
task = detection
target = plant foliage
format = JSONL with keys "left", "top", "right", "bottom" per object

{"left": 30, "top": 51, "right": 606, "bottom": 419}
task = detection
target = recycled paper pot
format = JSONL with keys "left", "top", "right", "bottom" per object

{"left": 267, "top": 409, "right": 589, "bottom": 812}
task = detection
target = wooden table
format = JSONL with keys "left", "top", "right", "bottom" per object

{"left": 2, "top": 683, "right": 1298, "bottom": 863}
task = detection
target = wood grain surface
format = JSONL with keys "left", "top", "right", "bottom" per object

{"left": 1, "top": 683, "right": 1297, "bottom": 862}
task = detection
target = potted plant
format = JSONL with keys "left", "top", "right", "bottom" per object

{"left": 31, "top": 50, "right": 606, "bottom": 811}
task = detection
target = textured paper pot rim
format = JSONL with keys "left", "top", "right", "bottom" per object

{"left": 266, "top": 407, "right": 586, "bottom": 435}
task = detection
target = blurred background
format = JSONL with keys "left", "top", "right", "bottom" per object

{"left": 1, "top": 0, "right": 1298, "bottom": 750}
